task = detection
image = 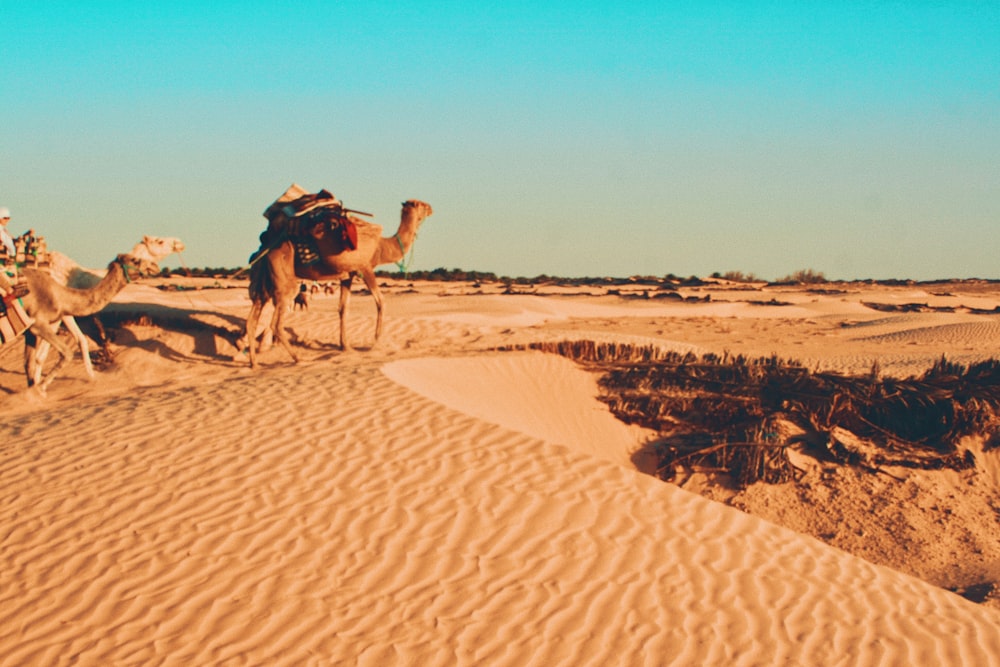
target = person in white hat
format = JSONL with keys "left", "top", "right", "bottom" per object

{"left": 0, "top": 207, "right": 15, "bottom": 297}
{"left": 0, "top": 207, "right": 15, "bottom": 258}
{"left": 0, "top": 206, "right": 34, "bottom": 338}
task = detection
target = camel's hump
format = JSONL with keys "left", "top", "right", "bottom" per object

{"left": 352, "top": 219, "right": 383, "bottom": 239}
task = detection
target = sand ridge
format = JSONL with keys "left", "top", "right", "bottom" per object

{"left": 4, "top": 360, "right": 999, "bottom": 665}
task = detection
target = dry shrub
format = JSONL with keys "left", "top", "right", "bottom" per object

{"left": 712, "top": 271, "right": 761, "bottom": 283}
{"left": 499, "top": 342, "right": 1000, "bottom": 487}
{"left": 776, "top": 268, "right": 827, "bottom": 284}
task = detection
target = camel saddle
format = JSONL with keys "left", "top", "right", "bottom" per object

{"left": 258, "top": 184, "right": 359, "bottom": 264}
{"left": 288, "top": 222, "right": 358, "bottom": 268}
{"left": 263, "top": 184, "right": 340, "bottom": 227}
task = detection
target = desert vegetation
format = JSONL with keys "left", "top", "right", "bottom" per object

{"left": 775, "top": 268, "right": 828, "bottom": 284}
{"left": 711, "top": 270, "right": 761, "bottom": 283}
{"left": 499, "top": 341, "right": 1000, "bottom": 488}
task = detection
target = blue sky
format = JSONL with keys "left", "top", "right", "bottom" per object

{"left": 2, "top": 1, "right": 998, "bottom": 280}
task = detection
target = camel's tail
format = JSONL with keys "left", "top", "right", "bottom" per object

{"left": 248, "top": 251, "right": 275, "bottom": 305}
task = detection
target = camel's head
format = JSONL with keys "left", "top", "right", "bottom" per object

{"left": 133, "top": 236, "right": 186, "bottom": 262}
{"left": 114, "top": 253, "right": 161, "bottom": 280}
{"left": 402, "top": 200, "right": 433, "bottom": 224}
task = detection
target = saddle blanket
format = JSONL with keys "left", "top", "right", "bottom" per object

{"left": 293, "top": 239, "right": 320, "bottom": 267}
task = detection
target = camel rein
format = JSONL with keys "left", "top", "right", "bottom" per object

{"left": 117, "top": 257, "right": 142, "bottom": 283}
{"left": 394, "top": 232, "right": 417, "bottom": 274}
{"left": 231, "top": 232, "right": 289, "bottom": 278}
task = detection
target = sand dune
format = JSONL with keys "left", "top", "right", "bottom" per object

{"left": 2, "top": 277, "right": 999, "bottom": 665}
{"left": 383, "top": 352, "right": 649, "bottom": 466}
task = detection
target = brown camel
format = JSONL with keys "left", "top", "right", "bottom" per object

{"left": 20, "top": 253, "right": 160, "bottom": 392}
{"left": 243, "top": 199, "right": 433, "bottom": 368}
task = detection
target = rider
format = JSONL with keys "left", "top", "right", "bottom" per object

{"left": 0, "top": 206, "right": 33, "bottom": 339}
{"left": 0, "top": 207, "right": 15, "bottom": 296}
{"left": 0, "top": 207, "right": 14, "bottom": 258}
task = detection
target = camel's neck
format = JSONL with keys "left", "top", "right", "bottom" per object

{"left": 66, "top": 260, "right": 131, "bottom": 317}
{"left": 379, "top": 211, "right": 423, "bottom": 265}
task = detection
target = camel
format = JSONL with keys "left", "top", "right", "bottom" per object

{"left": 46, "top": 236, "right": 185, "bottom": 288}
{"left": 31, "top": 236, "right": 185, "bottom": 383}
{"left": 20, "top": 253, "right": 161, "bottom": 392}
{"left": 243, "top": 199, "right": 433, "bottom": 368}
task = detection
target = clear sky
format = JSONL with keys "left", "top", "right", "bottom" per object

{"left": 2, "top": 1, "right": 998, "bottom": 280}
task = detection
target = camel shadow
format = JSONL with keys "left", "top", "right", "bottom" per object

{"left": 97, "top": 302, "right": 247, "bottom": 364}
{"left": 287, "top": 335, "right": 375, "bottom": 355}
{"left": 94, "top": 300, "right": 370, "bottom": 367}
{"left": 0, "top": 365, "right": 21, "bottom": 394}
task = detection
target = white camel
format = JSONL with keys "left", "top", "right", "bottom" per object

{"left": 30, "top": 236, "right": 185, "bottom": 384}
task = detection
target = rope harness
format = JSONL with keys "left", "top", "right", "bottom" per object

{"left": 117, "top": 257, "right": 142, "bottom": 283}
{"left": 394, "top": 233, "right": 417, "bottom": 274}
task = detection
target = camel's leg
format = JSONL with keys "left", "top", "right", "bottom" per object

{"left": 260, "top": 299, "right": 278, "bottom": 352}
{"left": 26, "top": 323, "right": 75, "bottom": 393}
{"left": 246, "top": 242, "right": 299, "bottom": 366}
{"left": 30, "top": 317, "right": 95, "bottom": 384}
{"left": 25, "top": 330, "right": 43, "bottom": 388}
{"left": 63, "top": 316, "right": 95, "bottom": 379}
{"left": 339, "top": 274, "right": 354, "bottom": 350}
{"left": 358, "top": 267, "right": 384, "bottom": 344}
{"left": 39, "top": 334, "right": 75, "bottom": 393}
{"left": 235, "top": 302, "right": 273, "bottom": 356}
{"left": 271, "top": 287, "right": 299, "bottom": 364}
{"left": 89, "top": 314, "right": 113, "bottom": 362}
{"left": 245, "top": 298, "right": 265, "bottom": 369}
{"left": 28, "top": 335, "right": 47, "bottom": 387}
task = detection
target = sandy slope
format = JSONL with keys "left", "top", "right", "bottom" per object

{"left": 1, "top": 277, "right": 999, "bottom": 665}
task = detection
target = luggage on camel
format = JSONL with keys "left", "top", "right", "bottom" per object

{"left": 262, "top": 184, "right": 341, "bottom": 230}
{"left": 252, "top": 183, "right": 361, "bottom": 267}
{"left": 15, "top": 230, "right": 49, "bottom": 267}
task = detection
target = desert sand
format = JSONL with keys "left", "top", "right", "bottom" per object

{"left": 2, "top": 275, "right": 999, "bottom": 665}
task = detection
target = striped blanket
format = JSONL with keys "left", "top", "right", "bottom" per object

{"left": 0, "top": 290, "right": 31, "bottom": 343}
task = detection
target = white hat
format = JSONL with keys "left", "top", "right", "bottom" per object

{"left": 0, "top": 207, "right": 9, "bottom": 218}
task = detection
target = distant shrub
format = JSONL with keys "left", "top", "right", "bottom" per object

{"left": 375, "top": 267, "right": 501, "bottom": 282}
{"left": 712, "top": 271, "right": 760, "bottom": 283}
{"left": 160, "top": 266, "right": 244, "bottom": 278}
{"left": 776, "top": 269, "right": 827, "bottom": 284}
